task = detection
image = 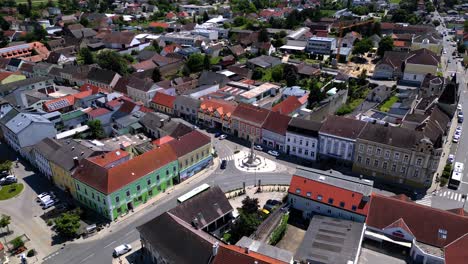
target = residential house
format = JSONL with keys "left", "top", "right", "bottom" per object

{"left": 49, "top": 139, "right": 101, "bottom": 197}
{"left": 306, "top": 37, "right": 336, "bottom": 54}
{"left": 0, "top": 77, "right": 55, "bottom": 109}
{"left": 366, "top": 85, "right": 392, "bottom": 103}
{"left": 60, "top": 110, "right": 88, "bottom": 130}
{"left": 139, "top": 112, "right": 193, "bottom": 139}
{"left": 167, "top": 130, "right": 212, "bottom": 181}
{"left": 261, "top": 111, "right": 291, "bottom": 152}
{"left": 246, "top": 55, "right": 282, "bottom": 69}
{"left": 353, "top": 109, "right": 448, "bottom": 189}
{"left": 87, "top": 107, "right": 113, "bottom": 135}
{"left": 150, "top": 92, "right": 176, "bottom": 115}
{"left": 318, "top": 115, "right": 366, "bottom": 165}
{"left": 173, "top": 95, "right": 201, "bottom": 122}
{"left": 31, "top": 138, "right": 62, "bottom": 180}
{"left": 372, "top": 51, "right": 408, "bottom": 80}
{"left": 126, "top": 77, "right": 158, "bottom": 106}
{"left": 98, "top": 31, "right": 140, "bottom": 50}
{"left": 73, "top": 145, "right": 178, "bottom": 220}
{"left": 0, "top": 72, "right": 26, "bottom": 84}
{"left": 198, "top": 99, "right": 237, "bottom": 133}
{"left": 232, "top": 103, "right": 271, "bottom": 143}
{"left": 87, "top": 68, "right": 121, "bottom": 92}
{"left": 411, "top": 32, "right": 443, "bottom": 54}
{"left": 1, "top": 113, "right": 57, "bottom": 156}
{"left": 286, "top": 118, "right": 322, "bottom": 161}
{"left": 402, "top": 48, "right": 440, "bottom": 86}
{"left": 271, "top": 96, "right": 307, "bottom": 116}
{"left": 288, "top": 167, "right": 373, "bottom": 222}
{"left": 419, "top": 73, "right": 445, "bottom": 98}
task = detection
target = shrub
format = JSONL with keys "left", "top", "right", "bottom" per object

{"left": 269, "top": 214, "right": 289, "bottom": 245}
{"left": 47, "top": 219, "right": 53, "bottom": 226}
{"left": 27, "top": 249, "right": 35, "bottom": 257}
{"left": 11, "top": 236, "right": 24, "bottom": 249}
{"left": 440, "top": 177, "right": 448, "bottom": 187}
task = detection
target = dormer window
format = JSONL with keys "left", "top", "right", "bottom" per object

{"left": 438, "top": 229, "right": 447, "bottom": 239}
{"left": 295, "top": 188, "right": 301, "bottom": 194}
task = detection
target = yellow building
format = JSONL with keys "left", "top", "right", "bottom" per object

{"left": 0, "top": 72, "right": 26, "bottom": 84}
{"left": 49, "top": 140, "right": 100, "bottom": 198}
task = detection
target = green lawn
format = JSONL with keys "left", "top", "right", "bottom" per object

{"left": 389, "top": 0, "right": 401, "bottom": 3}
{"left": 210, "top": 56, "right": 221, "bottom": 65}
{"left": 320, "top": 10, "right": 336, "bottom": 17}
{"left": 379, "top": 95, "right": 398, "bottom": 112}
{"left": 16, "top": 0, "right": 58, "bottom": 6}
{"left": 0, "top": 183, "right": 24, "bottom": 200}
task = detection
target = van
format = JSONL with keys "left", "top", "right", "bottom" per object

{"left": 42, "top": 199, "right": 56, "bottom": 209}
{"left": 113, "top": 244, "right": 132, "bottom": 257}
{"left": 40, "top": 195, "right": 52, "bottom": 205}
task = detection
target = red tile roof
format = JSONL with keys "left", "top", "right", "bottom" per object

{"left": 232, "top": 103, "right": 270, "bottom": 127}
{"left": 43, "top": 95, "right": 75, "bottom": 112}
{"left": 271, "top": 96, "right": 304, "bottom": 115}
{"left": 74, "top": 144, "right": 177, "bottom": 194}
{"left": 200, "top": 99, "right": 237, "bottom": 118}
{"left": 88, "top": 107, "right": 111, "bottom": 118}
{"left": 153, "top": 135, "right": 175, "bottom": 146}
{"left": 366, "top": 194, "right": 468, "bottom": 248}
{"left": 88, "top": 150, "right": 129, "bottom": 167}
{"left": 152, "top": 92, "right": 176, "bottom": 109}
{"left": 213, "top": 244, "right": 287, "bottom": 264}
{"left": 73, "top": 90, "right": 93, "bottom": 99}
{"left": 262, "top": 111, "right": 291, "bottom": 135}
{"left": 168, "top": 130, "right": 211, "bottom": 157}
{"left": 80, "top": 83, "right": 103, "bottom": 94}
{"left": 0, "top": 71, "right": 15, "bottom": 81}
{"left": 289, "top": 174, "right": 371, "bottom": 216}
{"left": 445, "top": 234, "right": 468, "bottom": 264}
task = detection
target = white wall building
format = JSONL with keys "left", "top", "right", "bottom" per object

{"left": 285, "top": 118, "right": 322, "bottom": 160}
{"left": 306, "top": 37, "right": 336, "bottom": 54}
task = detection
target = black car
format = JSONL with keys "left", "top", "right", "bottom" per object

{"left": 220, "top": 160, "right": 227, "bottom": 169}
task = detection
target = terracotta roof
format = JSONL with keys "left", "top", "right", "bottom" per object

{"left": 0, "top": 71, "right": 16, "bottom": 82}
{"left": 73, "top": 90, "right": 93, "bottom": 99}
{"left": 88, "top": 149, "right": 129, "bottom": 167}
{"left": 167, "top": 130, "right": 211, "bottom": 157}
{"left": 232, "top": 103, "right": 270, "bottom": 126}
{"left": 445, "top": 233, "right": 468, "bottom": 264}
{"left": 153, "top": 135, "right": 175, "bottom": 146}
{"left": 406, "top": 48, "right": 440, "bottom": 66}
{"left": 393, "top": 40, "right": 410, "bottom": 47}
{"left": 43, "top": 95, "right": 75, "bottom": 112}
{"left": 213, "top": 244, "right": 287, "bottom": 264}
{"left": 88, "top": 107, "right": 111, "bottom": 118}
{"left": 152, "top": 92, "right": 176, "bottom": 109}
{"left": 319, "top": 115, "right": 366, "bottom": 139}
{"left": 366, "top": 194, "right": 468, "bottom": 248}
{"left": 446, "top": 208, "right": 468, "bottom": 217}
{"left": 390, "top": 194, "right": 412, "bottom": 202}
{"left": 262, "top": 111, "right": 291, "bottom": 135}
{"left": 289, "top": 174, "right": 371, "bottom": 216}
{"left": 132, "top": 59, "right": 157, "bottom": 71}
{"left": 199, "top": 99, "right": 237, "bottom": 118}
{"left": 80, "top": 83, "right": 102, "bottom": 94}
{"left": 271, "top": 96, "right": 303, "bottom": 115}
{"left": 100, "top": 31, "right": 136, "bottom": 45}
{"left": 74, "top": 144, "right": 177, "bottom": 194}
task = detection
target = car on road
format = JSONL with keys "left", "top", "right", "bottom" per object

{"left": 458, "top": 112, "right": 464, "bottom": 123}
{"left": 0, "top": 175, "right": 17, "bottom": 185}
{"left": 220, "top": 160, "right": 227, "bottom": 169}
{"left": 113, "top": 244, "right": 132, "bottom": 258}
{"left": 458, "top": 104, "right": 462, "bottom": 111}
{"left": 448, "top": 154, "right": 455, "bottom": 164}
{"left": 453, "top": 134, "right": 460, "bottom": 143}
{"left": 37, "top": 192, "right": 54, "bottom": 202}
{"left": 254, "top": 145, "right": 263, "bottom": 151}
{"left": 456, "top": 126, "right": 462, "bottom": 132}
{"left": 214, "top": 132, "right": 221, "bottom": 138}
{"left": 219, "top": 134, "right": 227, "bottom": 140}
{"left": 268, "top": 150, "right": 279, "bottom": 157}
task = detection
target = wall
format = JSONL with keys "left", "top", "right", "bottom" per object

{"left": 286, "top": 132, "right": 319, "bottom": 160}
{"left": 18, "top": 122, "right": 57, "bottom": 149}
{"left": 261, "top": 129, "right": 286, "bottom": 151}
{"left": 50, "top": 162, "right": 77, "bottom": 198}
{"left": 319, "top": 134, "right": 355, "bottom": 162}
{"left": 178, "top": 144, "right": 212, "bottom": 181}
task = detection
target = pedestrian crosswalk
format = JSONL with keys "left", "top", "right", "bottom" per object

{"left": 416, "top": 195, "right": 432, "bottom": 207}
{"left": 438, "top": 190, "right": 466, "bottom": 202}
{"left": 221, "top": 155, "right": 236, "bottom": 161}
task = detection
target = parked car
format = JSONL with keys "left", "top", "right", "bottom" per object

{"left": 41, "top": 199, "right": 59, "bottom": 210}
{"left": 113, "top": 244, "right": 132, "bottom": 257}
{"left": 268, "top": 150, "right": 279, "bottom": 157}
{"left": 0, "top": 175, "right": 17, "bottom": 185}
{"left": 37, "top": 192, "right": 54, "bottom": 202}
{"left": 453, "top": 135, "right": 460, "bottom": 143}
{"left": 0, "top": 170, "right": 9, "bottom": 178}
{"left": 448, "top": 154, "right": 455, "bottom": 164}
{"left": 456, "top": 126, "right": 462, "bottom": 132}
{"left": 455, "top": 130, "right": 462, "bottom": 136}
{"left": 458, "top": 112, "right": 464, "bottom": 123}
{"left": 254, "top": 145, "right": 263, "bottom": 151}
{"left": 39, "top": 194, "right": 56, "bottom": 205}
{"left": 219, "top": 134, "right": 227, "bottom": 140}
{"left": 263, "top": 199, "right": 282, "bottom": 211}
{"left": 220, "top": 160, "right": 227, "bottom": 169}
{"left": 214, "top": 132, "right": 221, "bottom": 138}
{"left": 457, "top": 104, "right": 462, "bottom": 111}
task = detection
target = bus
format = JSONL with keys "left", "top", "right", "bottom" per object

{"left": 454, "top": 162, "right": 464, "bottom": 173}
{"left": 177, "top": 183, "right": 210, "bottom": 203}
{"left": 449, "top": 172, "right": 462, "bottom": 190}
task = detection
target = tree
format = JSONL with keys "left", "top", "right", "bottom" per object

{"left": 271, "top": 65, "right": 283, "bottom": 82}
{"left": 186, "top": 53, "right": 205, "bottom": 73}
{"left": 80, "top": 17, "right": 89, "bottom": 27}
{"left": 241, "top": 196, "right": 259, "bottom": 214}
{"left": 0, "top": 16, "right": 10, "bottom": 31}
{"left": 87, "top": 120, "right": 105, "bottom": 139}
{"left": 152, "top": 68, "right": 161, "bottom": 82}
{"left": 352, "top": 38, "right": 373, "bottom": 55}
{"left": 96, "top": 50, "right": 129, "bottom": 76}
{"left": 202, "top": 11, "right": 209, "bottom": 22}
{"left": 258, "top": 28, "right": 269, "bottom": 43}
{"left": 0, "top": 214, "right": 11, "bottom": 234}
{"left": 377, "top": 36, "right": 394, "bottom": 57}
{"left": 54, "top": 212, "right": 81, "bottom": 238}
{"left": 283, "top": 64, "right": 298, "bottom": 86}
{"left": 252, "top": 68, "right": 264, "bottom": 80}
{"left": 77, "top": 48, "right": 94, "bottom": 65}
{"left": 432, "top": 20, "right": 440, "bottom": 27}
{"left": 458, "top": 42, "right": 466, "bottom": 54}
{"left": 0, "top": 160, "right": 12, "bottom": 172}
{"left": 203, "top": 54, "right": 211, "bottom": 70}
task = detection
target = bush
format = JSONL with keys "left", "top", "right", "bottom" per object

{"left": 27, "top": 249, "right": 35, "bottom": 257}
{"left": 269, "top": 214, "right": 289, "bottom": 245}
{"left": 11, "top": 236, "right": 24, "bottom": 249}
{"left": 440, "top": 177, "right": 448, "bottom": 187}
{"left": 336, "top": 105, "right": 353, "bottom": 115}
{"left": 47, "top": 219, "right": 53, "bottom": 226}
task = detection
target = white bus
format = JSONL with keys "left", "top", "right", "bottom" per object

{"left": 449, "top": 172, "right": 462, "bottom": 190}
{"left": 454, "top": 162, "right": 464, "bottom": 173}
{"left": 177, "top": 183, "right": 210, "bottom": 203}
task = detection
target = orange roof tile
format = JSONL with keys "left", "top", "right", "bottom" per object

{"left": 88, "top": 150, "right": 129, "bottom": 167}
{"left": 271, "top": 96, "right": 304, "bottom": 115}
{"left": 152, "top": 92, "right": 176, "bottom": 109}
{"left": 73, "top": 90, "right": 93, "bottom": 99}
{"left": 152, "top": 135, "right": 175, "bottom": 146}
{"left": 43, "top": 95, "right": 75, "bottom": 112}
{"left": 213, "top": 244, "right": 287, "bottom": 264}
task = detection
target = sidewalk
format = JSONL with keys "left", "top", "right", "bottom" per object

{"left": 76, "top": 158, "right": 220, "bottom": 243}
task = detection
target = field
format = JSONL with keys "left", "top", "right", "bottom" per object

{"left": 389, "top": 0, "right": 401, "bottom": 3}
{"left": 15, "top": 0, "right": 58, "bottom": 7}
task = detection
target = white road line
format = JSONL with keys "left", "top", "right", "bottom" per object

{"left": 450, "top": 192, "right": 455, "bottom": 199}
{"left": 104, "top": 241, "right": 116, "bottom": 248}
{"left": 80, "top": 253, "right": 95, "bottom": 263}
{"left": 454, "top": 193, "right": 459, "bottom": 200}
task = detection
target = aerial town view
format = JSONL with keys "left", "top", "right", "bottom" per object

{"left": 0, "top": 0, "right": 467, "bottom": 263}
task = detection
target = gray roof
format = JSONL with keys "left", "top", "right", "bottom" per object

{"left": 287, "top": 117, "right": 322, "bottom": 137}
{"left": 294, "top": 167, "right": 374, "bottom": 196}
{"left": 236, "top": 237, "right": 294, "bottom": 263}
{"left": 48, "top": 139, "right": 100, "bottom": 172}
{"left": 174, "top": 95, "right": 201, "bottom": 109}
{"left": 70, "top": 28, "right": 97, "bottom": 39}
{"left": 5, "top": 113, "right": 52, "bottom": 134}
{"left": 0, "top": 76, "right": 52, "bottom": 94}
{"left": 358, "top": 122, "right": 423, "bottom": 150}
{"left": 248, "top": 55, "right": 281, "bottom": 68}
{"left": 0, "top": 108, "right": 19, "bottom": 126}
{"left": 32, "top": 137, "right": 62, "bottom": 159}
{"left": 115, "top": 111, "right": 144, "bottom": 128}
{"left": 139, "top": 112, "right": 193, "bottom": 138}
{"left": 198, "top": 71, "right": 230, "bottom": 87}
{"left": 87, "top": 68, "right": 119, "bottom": 85}
{"left": 295, "top": 215, "right": 365, "bottom": 264}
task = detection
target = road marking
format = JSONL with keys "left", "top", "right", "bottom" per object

{"left": 454, "top": 193, "right": 459, "bottom": 200}
{"left": 124, "top": 230, "right": 134, "bottom": 237}
{"left": 450, "top": 192, "right": 455, "bottom": 199}
{"left": 80, "top": 253, "right": 95, "bottom": 263}
{"left": 104, "top": 241, "right": 116, "bottom": 248}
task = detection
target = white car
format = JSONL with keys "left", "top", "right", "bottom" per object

{"left": 443, "top": 50, "right": 447, "bottom": 54}
{"left": 37, "top": 192, "right": 51, "bottom": 202}
{"left": 113, "top": 244, "right": 132, "bottom": 257}
{"left": 268, "top": 150, "right": 280, "bottom": 157}
{"left": 448, "top": 154, "right": 455, "bottom": 164}
{"left": 219, "top": 134, "right": 227, "bottom": 140}
{"left": 254, "top": 145, "right": 263, "bottom": 151}
{"left": 453, "top": 135, "right": 460, "bottom": 143}
{"left": 456, "top": 126, "right": 462, "bottom": 132}
{"left": 457, "top": 104, "right": 462, "bottom": 111}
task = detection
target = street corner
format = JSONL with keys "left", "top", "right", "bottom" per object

{"left": 112, "top": 240, "right": 144, "bottom": 264}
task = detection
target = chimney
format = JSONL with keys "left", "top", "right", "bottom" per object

{"left": 212, "top": 242, "right": 219, "bottom": 257}
{"left": 359, "top": 175, "right": 363, "bottom": 180}
{"left": 244, "top": 247, "right": 249, "bottom": 254}
{"left": 73, "top": 157, "right": 79, "bottom": 167}
{"left": 71, "top": 146, "right": 75, "bottom": 150}
{"left": 160, "top": 119, "right": 165, "bottom": 128}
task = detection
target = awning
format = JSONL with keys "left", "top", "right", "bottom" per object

{"left": 364, "top": 230, "right": 412, "bottom": 248}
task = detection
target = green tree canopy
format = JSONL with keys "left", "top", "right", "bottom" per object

{"left": 377, "top": 36, "right": 394, "bottom": 57}
{"left": 152, "top": 68, "right": 162, "bottom": 82}
{"left": 0, "top": 160, "right": 13, "bottom": 172}
{"left": 96, "top": 50, "right": 129, "bottom": 76}
{"left": 54, "top": 212, "right": 81, "bottom": 238}
{"left": 186, "top": 53, "right": 205, "bottom": 73}
{"left": 283, "top": 64, "right": 298, "bottom": 87}
{"left": 241, "top": 196, "right": 259, "bottom": 214}
{"left": 352, "top": 38, "right": 373, "bottom": 55}
{"left": 77, "top": 48, "right": 94, "bottom": 65}
{"left": 87, "top": 120, "right": 105, "bottom": 139}
{"left": 258, "top": 28, "right": 270, "bottom": 43}
{"left": 0, "top": 214, "right": 11, "bottom": 234}
{"left": 271, "top": 65, "right": 283, "bottom": 82}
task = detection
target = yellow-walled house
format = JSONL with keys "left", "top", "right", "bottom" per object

{"left": 0, "top": 72, "right": 26, "bottom": 84}
{"left": 402, "top": 48, "right": 440, "bottom": 85}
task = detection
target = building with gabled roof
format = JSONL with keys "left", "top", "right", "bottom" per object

{"left": 198, "top": 99, "right": 237, "bottom": 133}
{"left": 31, "top": 137, "right": 62, "bottom": 180}
{"left": 286, "top": 117, "right": 322, "bottom": 161}
{"left": 261, "top": 111, "right": 291, "bottom": 152}
{"left": 73, "top": 144, "right": 178, "bottom": 220}
{"left": 150, "top": 92, "right": 176, "bottom": 115}
{"left": 232, "top": 103, "right": 271, "bottom": 143}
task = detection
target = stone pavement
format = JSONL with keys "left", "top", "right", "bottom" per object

{"left": 232, "top": 150, "right": 288, "bottom": 173}
{"left": 227, "top": 185, "right": 288, "bottom": 214}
